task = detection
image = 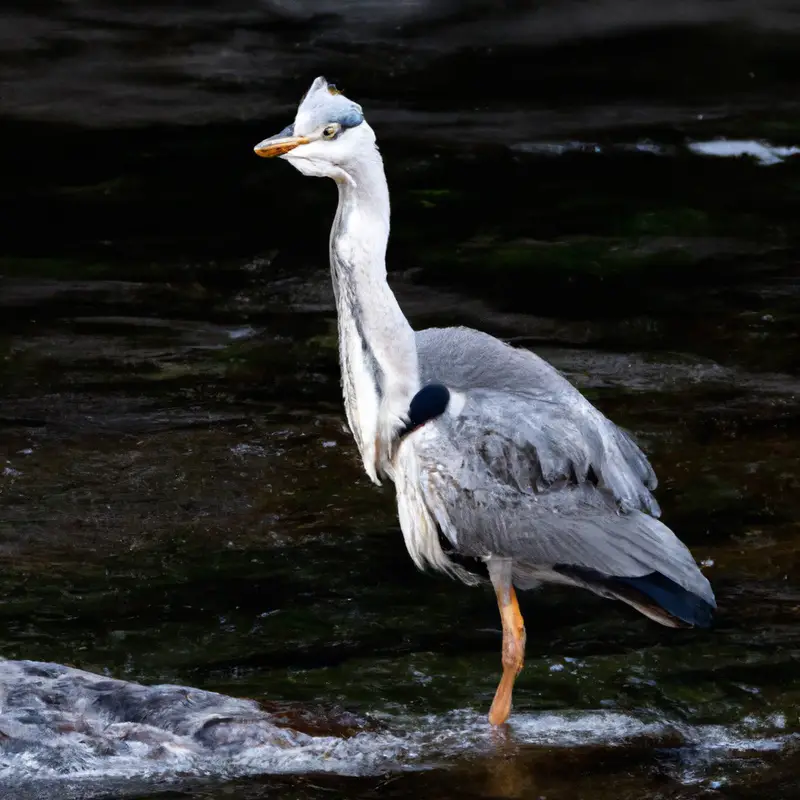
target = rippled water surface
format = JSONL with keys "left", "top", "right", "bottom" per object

{"left": 2, "top": 7, "right": 800, "bottom": 798}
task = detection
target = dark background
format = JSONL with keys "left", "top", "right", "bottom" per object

{"left": 2, "top": 0, "right": 799, "bottom": 269}
{"left": 1, "top": 3, "right": 800, "bottom": 799}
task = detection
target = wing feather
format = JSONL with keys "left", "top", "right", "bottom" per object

{"left": 396, "top": 389, "right": 713, "bottom": 606}
{"left": 416, "top": 326, "right": 659, "bottom": 516}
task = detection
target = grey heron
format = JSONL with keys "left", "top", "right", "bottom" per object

{"left": 254, "top": 77, "right": 716, "bottom": 726}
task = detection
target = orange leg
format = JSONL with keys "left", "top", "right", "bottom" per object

{"left": 487, "top": 559, "right": 526, "bottom": 726}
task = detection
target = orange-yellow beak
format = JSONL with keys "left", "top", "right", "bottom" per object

{"left": 253, "top": 126, "right": 309, "bottom": 158}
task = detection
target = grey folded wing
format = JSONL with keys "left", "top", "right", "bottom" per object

{"left": 404, "top": 387, "right": 714, "bottom": 604}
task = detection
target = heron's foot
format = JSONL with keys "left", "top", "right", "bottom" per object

{"left": 488, "top": 590, "right": 526, "bottom": 726}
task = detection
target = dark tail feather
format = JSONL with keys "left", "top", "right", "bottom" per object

{"left": 554, "top": 565, "right": 715, "bottom": 629}
{"left": 614, "top": 572, "right": 714, "bottom": 628}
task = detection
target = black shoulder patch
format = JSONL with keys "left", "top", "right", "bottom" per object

{"left": 398, "top": 383, "right": 450, "bottom": 440}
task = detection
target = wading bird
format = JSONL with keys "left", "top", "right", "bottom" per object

{"left": 254, "top": 78, "right": 715, "bottom": 725}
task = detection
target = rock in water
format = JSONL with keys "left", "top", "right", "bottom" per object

{"left": 0, "top": 659, "right": 369, "bottom": 779}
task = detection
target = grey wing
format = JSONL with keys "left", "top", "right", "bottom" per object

{"left": 416, "top": 325, "right": 659, "bottom": 516}
{"left": 395, "top": 387, "right": 714, "bottom": 607}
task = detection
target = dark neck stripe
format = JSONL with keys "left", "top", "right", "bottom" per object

{"left": 331, "top": 245, "right": 385, "bottom": 404}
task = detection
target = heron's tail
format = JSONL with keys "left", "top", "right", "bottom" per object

{"left": 504, "top": 496, "right": 716, "bottom": 629}
{"left": 553, "top": 564, "right": 714, "bottom": 628}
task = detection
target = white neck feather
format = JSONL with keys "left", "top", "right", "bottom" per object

{"left": 329, "top": 141, "right": 419, "bottom": 484}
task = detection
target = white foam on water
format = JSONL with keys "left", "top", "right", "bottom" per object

{"left": 0, "top": 708, "right": 794, "bottom": 788}
{"left": 0, "top": 662, "right": 794, "bottom": 795}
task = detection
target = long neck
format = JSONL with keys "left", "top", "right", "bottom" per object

{"left": 329, "top": 145, "right": 419, "bottom": 484}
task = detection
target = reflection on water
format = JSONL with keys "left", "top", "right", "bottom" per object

{"left": 687, "top": 139, "right": 800, "bottom": 165}
{"left": 512, "top": 138, "right": 800, "bottom": 166}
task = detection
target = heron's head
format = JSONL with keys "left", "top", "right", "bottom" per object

{"left": 254, "top": 76, "right": 374, "bottom": 183}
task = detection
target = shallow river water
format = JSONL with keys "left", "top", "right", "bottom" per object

{"left": 1, "top": 8, "right": 800, "bottom": 798}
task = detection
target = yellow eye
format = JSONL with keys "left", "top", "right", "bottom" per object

{"left": 322, "top": 125, "right": 338, "bottom": 139}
